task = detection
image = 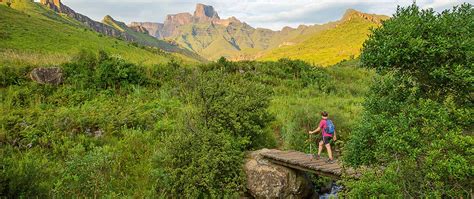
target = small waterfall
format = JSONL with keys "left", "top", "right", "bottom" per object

{"left": 319, "top": 182, "right": 343, "bottom": 199}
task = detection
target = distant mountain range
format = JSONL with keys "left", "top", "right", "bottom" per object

{"left": 129, "top": 4, "right": 389, "bottom": 65}
{"left": 1, "top": 0, "right": 389, "bottom": 66}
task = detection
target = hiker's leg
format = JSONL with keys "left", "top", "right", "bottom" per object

{"left": 318, "top": 141, "right": 324, "bottom": 156}
{"left": 325, "top": 144, "right": 333, "bottom": 160}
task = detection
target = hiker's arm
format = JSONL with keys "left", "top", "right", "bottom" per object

{"left": 309, "top": 127, "right": 321, "bottom": 134}
{"left": 333, "top": 130, "right": 337, "bottom": 141}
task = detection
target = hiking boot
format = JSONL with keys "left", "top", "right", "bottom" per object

{"left": 326, "top": 159, "right": 336, "bottom": 164}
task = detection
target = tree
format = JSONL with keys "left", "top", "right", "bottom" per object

{"left": 344, "top": 4, "right": 473, "bottom": 197}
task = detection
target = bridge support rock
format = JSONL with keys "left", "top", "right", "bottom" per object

{"left": 244, "top": 149, "right": 313, "bottom": 199}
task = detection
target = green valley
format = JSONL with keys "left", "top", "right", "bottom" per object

{"left": 0, "top": 0, "right": 472, "bottom": 198}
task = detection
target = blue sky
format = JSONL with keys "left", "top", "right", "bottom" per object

{"left": 58, "top": 0, "right": 472, "bottom": 30}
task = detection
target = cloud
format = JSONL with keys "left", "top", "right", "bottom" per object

{"left": 59, "top": 0, "right": 472, "bottom": 30}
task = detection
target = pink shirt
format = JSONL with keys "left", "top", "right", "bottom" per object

{"left": 319, "top": 119, "right": 333, "bottom": 137}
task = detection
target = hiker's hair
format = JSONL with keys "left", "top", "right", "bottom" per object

{"left": 321, "top": 111, "right": 329, "bottom": 117}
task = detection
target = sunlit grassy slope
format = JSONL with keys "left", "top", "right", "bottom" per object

{"left": 259, "top": 17, "right": 381, "bottom": 66}
{"left": 0, "top": 1, "right": 195, "bottom": 67}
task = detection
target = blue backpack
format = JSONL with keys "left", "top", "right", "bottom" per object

{"left": 325, "top": 120, "right": 335, "bottom": 135}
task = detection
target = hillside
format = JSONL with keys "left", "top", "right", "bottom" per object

{"left": 258, "top": 10, "right": 389, "bottom": 66}
{"left": 0, "top": 0, "right": 199, "bottom": 67}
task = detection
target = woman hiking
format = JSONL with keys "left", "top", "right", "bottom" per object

{"left": 309, "top": 111, "right": 337, "bottom": 163}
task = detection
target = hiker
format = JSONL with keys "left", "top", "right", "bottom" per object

{"left": 309, "top": 111, "right": 337, "bottom": 163}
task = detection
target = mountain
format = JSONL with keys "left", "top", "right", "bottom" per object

{"left": 258, "top": 10, "right": 389, "bottom": 66}
{"left": 131, "top": 4, "right": 388, "bottom": 63}
{"left": 0, "top": 0, "right": 199, "bottom": 67}
{"left": 129, "top": 22, "right": 164, "bottom": 38}
{"left": 39, "top": 0, "right": 134, "bottom": 41}
{"left": 101, "top": 15, "right": 206, "bottom": 61}
{"left": 37, "top": 0, "right": 204, "bottom": 61}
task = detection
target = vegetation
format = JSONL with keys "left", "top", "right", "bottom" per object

{"left": 343, "top": 4, "right": 473, "bottom": 197}
{"left": 259, "top": 16, "right": 383, "bottom": 66}
{"left": 0, "top": 1, "right": 197, "bottom": 67}
{"left": 1, "top": 0, "right": 471, "bottom": 197}
{"left": 1, "top": 43, "right": 372, "bottom": 197}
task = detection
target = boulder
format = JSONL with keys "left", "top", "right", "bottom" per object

{"left": 244, "top": 149, "right": 313, "bottom": 199}
{"left": 30, "top": 67, "right": 64, "bottom": 85}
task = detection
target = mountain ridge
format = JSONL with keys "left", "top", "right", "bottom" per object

{"left": 38, "top": 0, "right": 204, "bottom": 61}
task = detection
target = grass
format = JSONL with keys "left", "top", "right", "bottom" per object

{"left": 0, "top": 2, "right": 196, "bottom": 67}
{"left": 268, "top": 60, "right": 374, "bottom": 151}
{"left": 259, "top": 17, "right": 380, "bottom": 66}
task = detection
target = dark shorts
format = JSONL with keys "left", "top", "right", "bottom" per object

{"left": 322, "top": 136, "right": 332, "bottom": 145}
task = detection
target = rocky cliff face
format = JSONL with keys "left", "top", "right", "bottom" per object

{"left": 161, "top": 13, "right": 193, "bottom": 37}
{"left": 193, "top": 3, "right": 220, "bottom": 23}
{"left": 39, "top": 0, "right": 134, "bottom": 41}
{"left": 129, "top": 25, "right": 149, "bottom": 34}
{"left": 129, "top": 22, "right": 164, "bottom": 38}
{"left": 132, "top": 3, "right": 241, "bottom": 39}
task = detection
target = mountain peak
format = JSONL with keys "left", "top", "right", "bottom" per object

{"left": 342, "top": 9, "right": 388, "bottom": 24}
{"left": 40, "top": 0, "right": 61, "bottom": 7}
{"left": 103, "top": 15, "right": 114, "bottom": 21}
{"left": 40, "top": 0, "right": 62, "bottom": 11}
{"left": 194, "top": 3, "right": 220, "bottom": 22}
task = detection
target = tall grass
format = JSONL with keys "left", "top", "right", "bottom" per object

{"left": 269, "top": 60, "right": 374, "bottom": 153}
{"left": 0, "top": 49, "right": 72, "bottom": 67}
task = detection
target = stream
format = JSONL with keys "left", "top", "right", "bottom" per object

{"left": 318, "top": 182, "right": 343, "bottom": 199}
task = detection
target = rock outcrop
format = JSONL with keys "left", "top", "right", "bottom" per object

{"left": 129, "top": 25, "right": 149, "bottom": 34}
{"left": 342, "top": 9, "right": 389, "bottom": 24}
{"left": 193, "top": 3, "right": 220, "bottom": 23}
{"left": 132, "top": 3, "right": 240, "bottom": 39}
{"left": 161, "top": 13, "right": 193, "bottom": 37}
{"left": 214, "top": 16, "right": 241, "bottom": 27}
{"left": 30, "top": 67, "right": 64, "bottom": 85}
{"left": 129, "top": 22, "right": 164, "bottom": 38}
{"left": 244, "top": 149, "right": 313, "bottom": 199}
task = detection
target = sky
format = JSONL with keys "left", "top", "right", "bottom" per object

{"left": 56, "top": 0, "right": 472, "bottom": 30}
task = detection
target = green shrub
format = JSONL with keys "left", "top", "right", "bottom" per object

{"left": 0, "top": 65, "right": 31, "bottom": 87}
{"left": 0, "top": 148, "right": 56, "bottom": 198}
{"left": 63, "top": 51, "right": 147, "bottom": 89}
{"left": 344, "top": 4, "right": 473, "bottom": 197}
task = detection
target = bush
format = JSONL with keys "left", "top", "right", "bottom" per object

{"left": 63, "top": 51, "right": 147, "bottom": 89}
{"left": 193, "top": 71, "right": 275, "bottom": 149}
{"left": 360, "top": 3, "right": 473, "bottom": 105}
{"left": 155, "top": 121, "right": 245, "bottom": 197}
{"left": 0, "top": 148, "right": 56, "bottom": 198}
{"left": 154, "top": 69, "right": 275, "bottom": 197}
{"left": 344, "top": 4, "right": 473, "bottom": 197}
{"left": 0, "top": 65, "right": 31, "bottom": 87}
